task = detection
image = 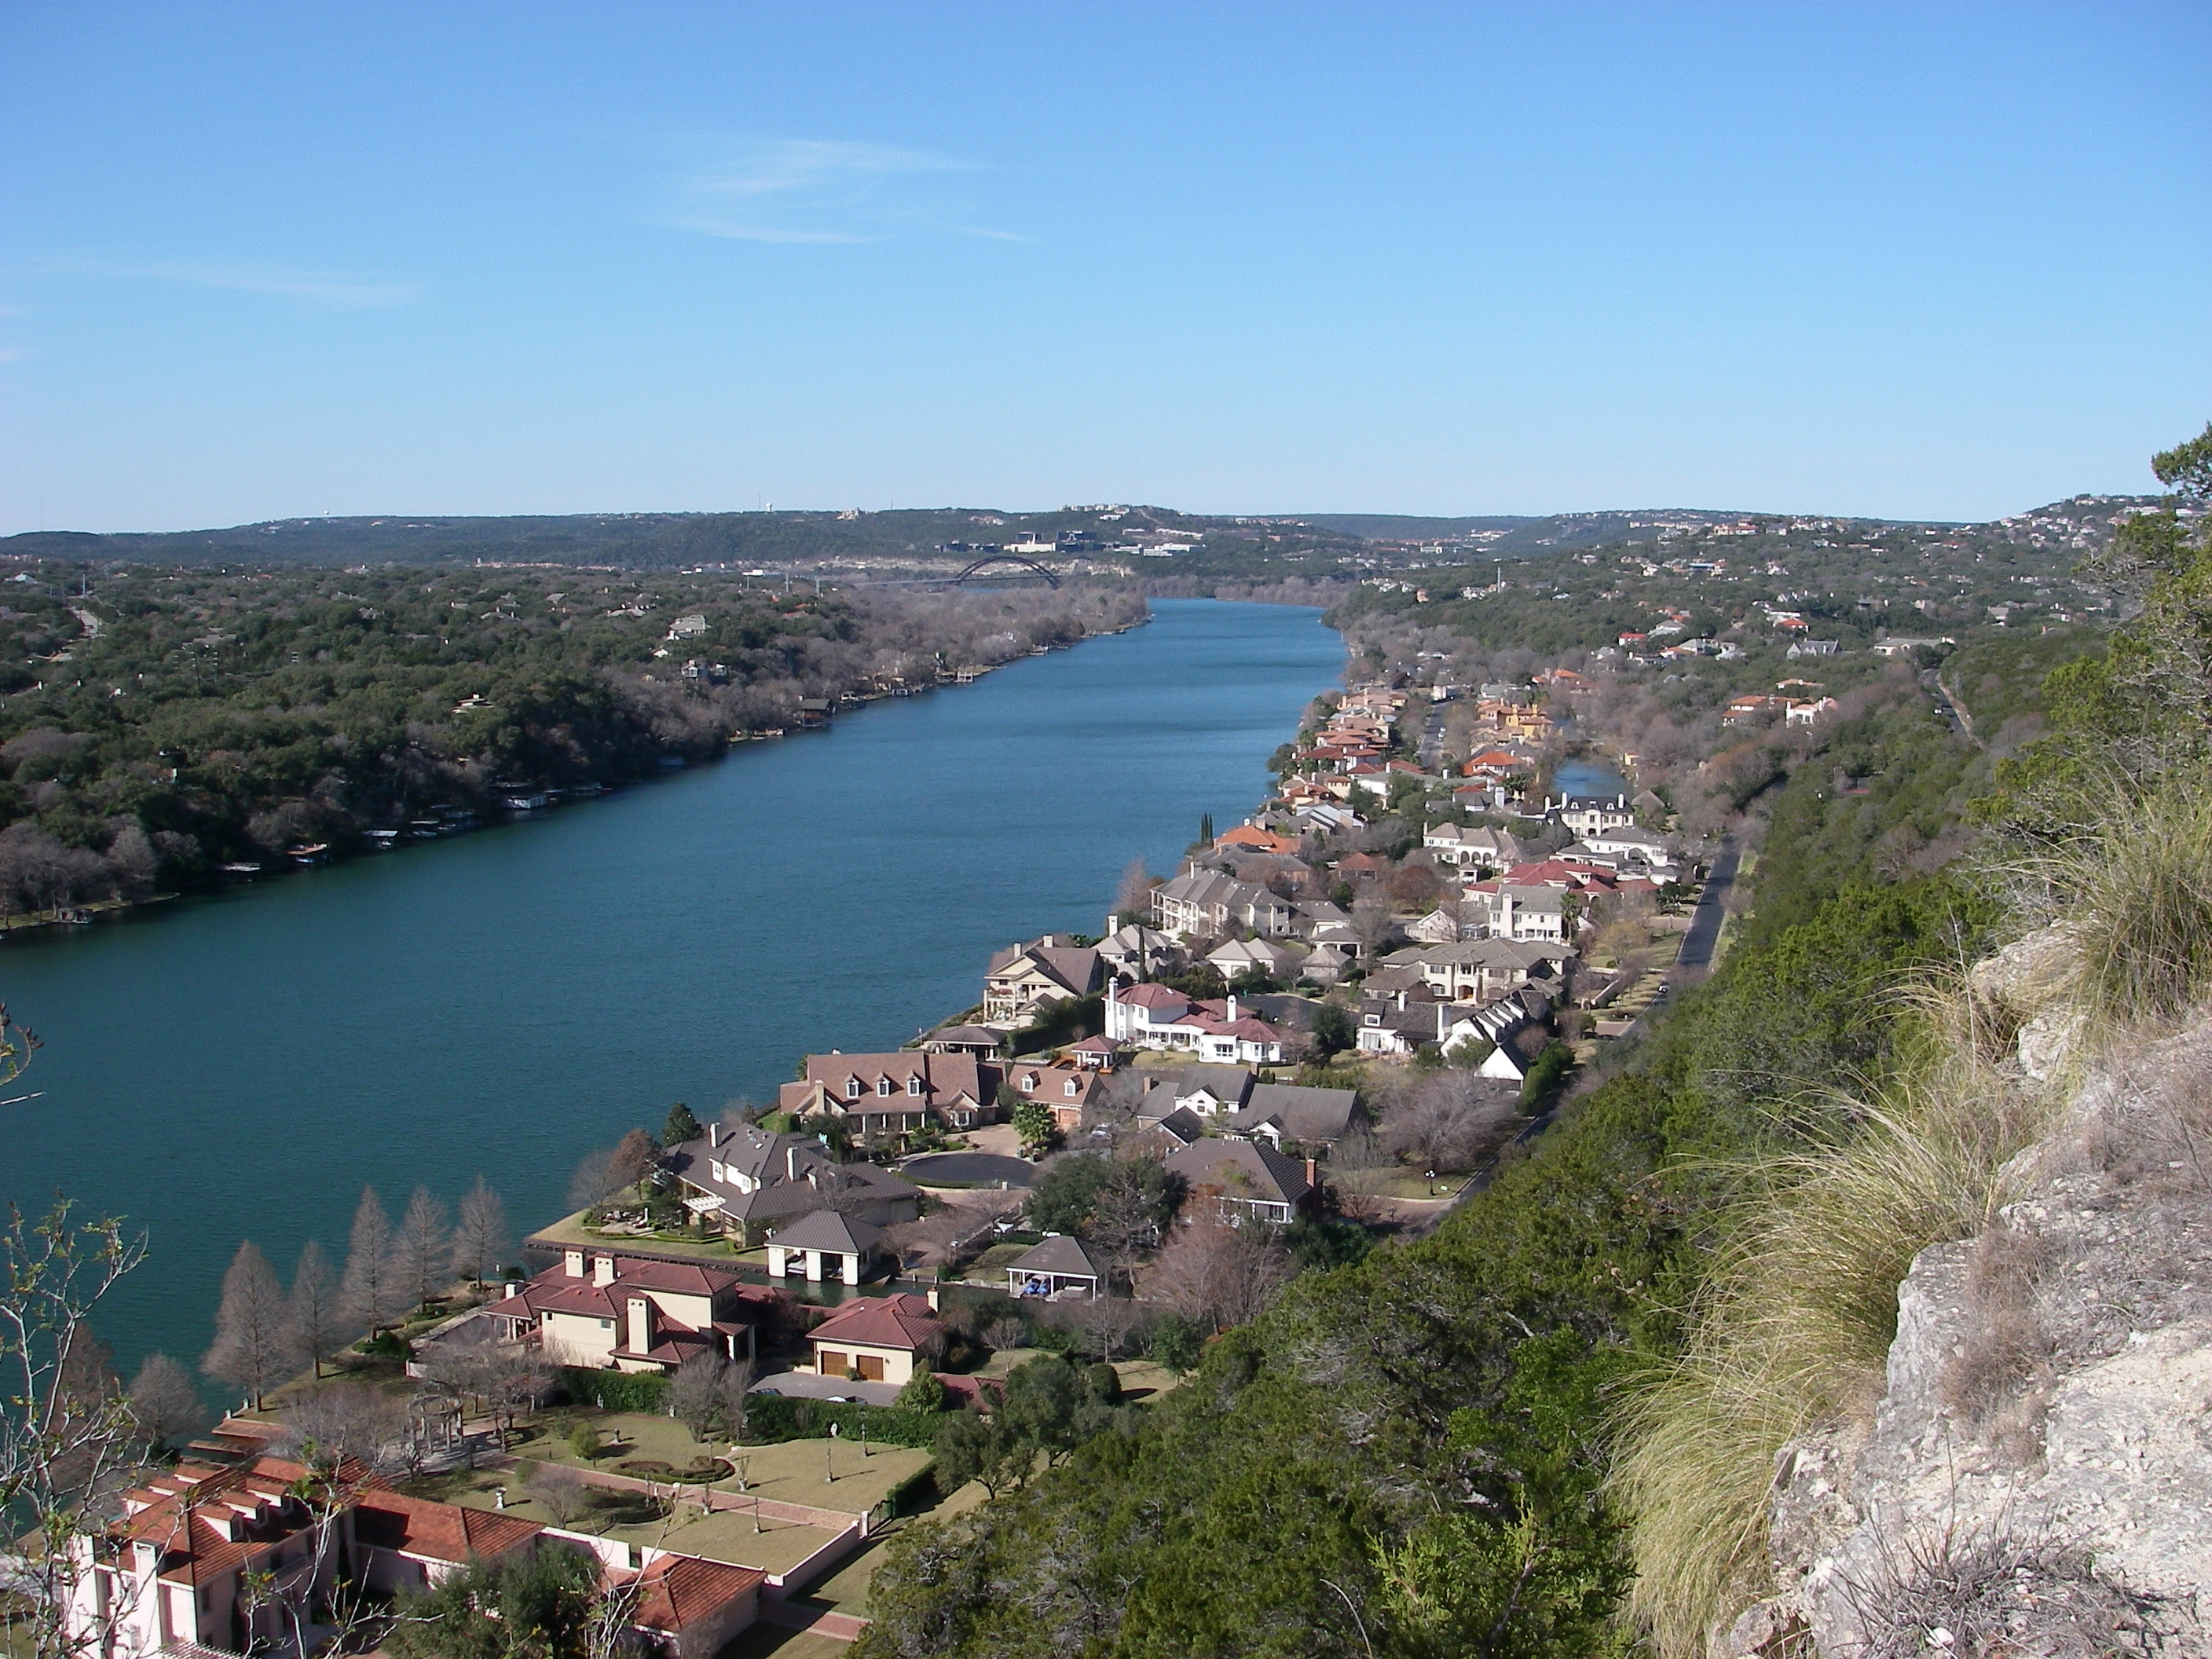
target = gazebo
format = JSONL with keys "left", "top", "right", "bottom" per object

{"left": 1006, "top": 1234, "right": 1104, "bottom": 1302}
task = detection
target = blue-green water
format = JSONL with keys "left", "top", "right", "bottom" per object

{"left": 1, "top": 599, "right": 1342, "bottom": 1375}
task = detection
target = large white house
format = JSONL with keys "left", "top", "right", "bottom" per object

{"left": 1104, "top": 982, "right": 1287, "bottom": 1064}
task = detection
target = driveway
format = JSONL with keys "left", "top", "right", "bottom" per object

{"left": 751, "top": 1369, "right": 903, "bottom": 1408}
{"left": 899, "top": 1152, "right": 1036, "bottom": 1188}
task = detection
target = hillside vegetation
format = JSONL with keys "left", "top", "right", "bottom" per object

{"left": 0, "top": 566, "right": 1141, "bottom": 910}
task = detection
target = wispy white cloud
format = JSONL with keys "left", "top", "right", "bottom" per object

{"left": 668, "top": 138, "right": 984, "bottom": 244}
{"left": 20, "top": 256, "right": 421, "bottom": 308}
{"left": 0, "top": 346, "right": 27, "bottom": 364}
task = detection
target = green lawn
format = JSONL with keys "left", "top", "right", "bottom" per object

{"left": 527, "top": 1410, "right": 932, "bottom": 1519}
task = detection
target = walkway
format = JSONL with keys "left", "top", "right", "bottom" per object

{"left": 1672, "top": 838, "right": 1740, "bottom": 978}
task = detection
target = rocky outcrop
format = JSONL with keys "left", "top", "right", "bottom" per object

{"left": 1738, "top": 1013, "right": 2212, "bottom": 1656}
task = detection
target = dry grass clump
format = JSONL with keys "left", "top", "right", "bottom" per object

{"left": 1610, "top": 996, "right": 2058, "bottom": 1659}
{"left": 1941, "top": 1223, "right": 2050, "bottom": 1459}
{"left": 1999, "top": 786, "right": 2212, "bottom": 1035}
{"left": 1840, "top": 1524, "right": 2179, "bottom": 1659}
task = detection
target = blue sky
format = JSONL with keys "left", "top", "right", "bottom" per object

{"left": 2, "top": 3, "right": 2206, "bottom": 532}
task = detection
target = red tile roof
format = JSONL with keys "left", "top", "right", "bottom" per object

{"left": 626, "top": 1552, "right": 766, "bottom": 1633}
{"left": 808, "top": 1291, "right": 946, "bottom": 1353}
{"left": 352, "top": 1489, "right": 540, "bottom": 1565}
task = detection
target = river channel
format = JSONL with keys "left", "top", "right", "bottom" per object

{"left": 1, "top": 599, "right": 1344, "bottom": 1375}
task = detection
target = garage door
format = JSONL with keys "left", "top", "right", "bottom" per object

{"left": 819, "top": 1349, "right": 847, "bottom": 1375}
{"left": 856, "top": 1353, "right": 884, "bottom": 1382}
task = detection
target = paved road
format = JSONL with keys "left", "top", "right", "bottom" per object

{"left": 899, "top": 1152, "right": 1036, "bottom": 1188}
{"left": 1673, "top": 838, "right": 1741, "bottom": 976}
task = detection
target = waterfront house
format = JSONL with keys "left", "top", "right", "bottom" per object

{"left": 982, "top": 934, "right": 1103, "bottom": 1026}
{"left": 1152, "top": 870, "right": 1294, "bottom": 940}
{"left": 921, "top": 1024, "right": 1004, "bottom": 1057}
{"left": 1206, "top": 936, "right": 1305, "bottom": 982}
{"left": 782, "top": 1050, "right": 1000, "bottom": 1144}
{"left": 482, "top": 1249, "right": 761, "bottom": 1372}
{"left": 1376, "top": 939, "right": 1573, "bottom": 1004}
{"left": 662, "top": 1120, "right": 922, "bottom": 1243}
{"left": 807, "top": 1291, "right": 947, "bottom": 1386}
{"left": 1095, "top": 922, "right": 1185, "bottom": 980}
{"left": 1547, "top": 795, "right": 1635, "bottom": 837}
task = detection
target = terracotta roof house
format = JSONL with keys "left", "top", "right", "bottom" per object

{"left": 983, "top": 935, "right": 1103, "bottom": 1026}
{"left": 60, "top": 1452, "right": 765, "bottom": 1659}
{"left": 781, "top": 1050, "right": 1000, "bottom": 1144}
{"left": 807, "top": 1291, "right": 947, "bottom": 1386}
{"left": 482, "top": 1249, "right": 761, "bottom": 1373}
{"left": 1007, "top": 1234, "right": 1105, "bottom": 1302}
{"left": 661, "top": 1120, "right": 921, "bottom": 1245}
{"left": 1216, "top": 824, "right": 1302, "bottom": 856}
{"left": 1164, "top": 1140, "right": 1316, "bottom": 1226}
{"left": 765, "top": 1209, "right": 886, "bottom": 1284}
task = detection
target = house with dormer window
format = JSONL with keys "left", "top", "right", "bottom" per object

{"left": 778, "top": 1050, "right": 999, "bottom": 1145}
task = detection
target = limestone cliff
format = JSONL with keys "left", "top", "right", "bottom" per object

{"left": 1730, "top": 989, "right": 2212, "bottom": 1657}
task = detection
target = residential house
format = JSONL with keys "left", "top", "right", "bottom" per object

{"left": 1406, "top": 906, "right": 1467, "bottom": 945}
{"left": 1095, "top": 923, "right": 1185, "bottom": 980}
{"left": 1464, "top": 882, "right": 1570, "bottom": 941}
{"left": 1063, "top": 1035, "right": 1124, "bottom": 1071}
{"left": 921, "top": 1024, "right": 1004, "bottom": 1057}
{"left": 781, "top": 1050, "right": 999, "bottom": 1144}
{"left": 1225, "top": 1082, "right": 1361, "bottom": 1151}
{"left": 1423, "top": 823, "right": 1525, "bottom": 870}
{"left": 1007, "top": 1235, "right": 1105, "bottom": 1302}
{"left": 1216, "top": 824, "right": 1302, "bottom": 856}
{"left": 1103, "top": 983, "right": 1289, "bottom": 1064}
{"left": 1377, "top": 939, "right": 1573, "bottom": 1004}
{"left": 1174, "top": 1064, "right": 1255, "bottom": 1118}
{"left": 482, "top": 1250, "right": 762, "bottom": 1372}
{"left": 1126, "top": 1102, "right": 1207, "bottom": 1157}
{"left": 982, "top": 935, "right": 1103, "bottom": 1025}
{"left": 1006, "top": 1059, "right": 1109, "bottom": 1134}
{"left": 1207, "top": 936, "right": 1305, "bottom": 982}
{"left": 807, "top": 1291, "right": 946, "bottom": 1386}
{"left": 1152, "top": 870, "right": 1294, "bottom": 939}
{"left": 1163, "top": 1140, "right": 1315, "bottom": 1226}
{"left": 662, "top": 1120, "right": 922, "bottom": 1243}
{"left": 1356, "top": 986, "right": 1549, "bottom": 1077}
{"left": 1547, "top": 795, "right": 1635, "bottom": 837}
{"left": 1786, "top": 638, "right": 1840, "bottom": 659}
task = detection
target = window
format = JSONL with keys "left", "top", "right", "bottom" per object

{"left": 1064, "top": 1079, "right": 1079, "bottom": 1097}
{"left": 877, "top": 1077, "right": 893, "bottom": 1097}
{"left": 906, "top": 1075, "right": 924, "bottom": 1097}
{"left": 845, "top": 1077, "right": 862, "bottom": 1099}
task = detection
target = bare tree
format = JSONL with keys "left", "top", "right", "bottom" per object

{"left": 667, "top": 1351, "right": 731, "bottom": 1442}
{"left": 285, "top": 1240, "right": 346, "bottom": 1380}
{"left": 394, "top": 1186, "right": 452, "bottom": 1310}
{"left": 1351, "top": 890, "right": 1397, "bottom": 959}
{"left": 1141, "top": 1218, "right": 1293, "bottom": 1335}
{"left": 202, "top": 1241, "right": 289, "bottom": 1409}
{"left": 0, "top": 1197, "right": 148, "bottom": 1659}
{"left": 568, "top": 1147, "right": 624, "bottom": 1211}
{"left": 274, "top": 1382, "right": 401, "bottom": 1472}
{"left": 453, "top": 1176, "right": 510, "bottom": 1288}
{"left": 1115, "top": 858, "right": 1155, "bottom": 921}
{"left": 478, "top": 1341, "right": 555, "bottom": 1445}
{"left": 1379, "top": 1071, "right": 1522, "bottom": 1174}
{"left": 525, "top": 1460, "right": 589, "bottom": 1525}
{"left": 609, "top": 1128, "right": 661, "bottom": 1195}
{"left": 126, "top": 1353, "right": 209, "bottom": 1453}
{"left": 340, "top": 1185, "right": 401, "bottom": 1336}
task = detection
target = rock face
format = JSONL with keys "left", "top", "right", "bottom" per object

{"left": 1745, "top": 1018, "right": 2212, "bottom": 1657}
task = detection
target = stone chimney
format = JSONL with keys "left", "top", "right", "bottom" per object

{"left": 626, "top": 1295, "right": 653, "bottom": 1355}
{"left": 592, "top": 1254, "right": 617, "bottom": 1287}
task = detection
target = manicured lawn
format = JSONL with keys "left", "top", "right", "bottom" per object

{"left": 529, "top": 1410, "right": 932, "bottom": 1518}
{"left": 1109, "top": 1359, "right": 1185, "bottom": 1403}
{"left": 714, "top": 1628, "right": 854, "bottom": 1659}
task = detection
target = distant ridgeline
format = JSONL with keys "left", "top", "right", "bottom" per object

{"left": 2, "top": 495, "right": 2159, "bottom": 583}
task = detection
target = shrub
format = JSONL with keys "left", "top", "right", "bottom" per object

{"left": 895, "top": 1368, "right": 947, "bottom": 1412}
{"left": 739, "top": 1393, "right": 943, "bottom": 1449}
{"left": 558, "top": 1366, "right": 667, "bottom": 1414}
{"left": 567, "top": 1423, "right": 602, "bottom": 1459}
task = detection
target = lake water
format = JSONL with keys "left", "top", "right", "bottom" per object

{"left": 1, "top": 599, "right": 1343, "bottom": 1377}
{"left": 1554, "top": 757, "right": 1630, "bottom": 800}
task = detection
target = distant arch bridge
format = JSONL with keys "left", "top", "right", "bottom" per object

{"left": 954, "top": 554, "right": 1060, "bottom": 588}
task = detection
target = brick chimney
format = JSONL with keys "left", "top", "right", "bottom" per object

{"left": 592, "top": 1254, "right": 617, "bottom": 1287}
{"left": 1305, "top": 1157, "right": 1319, "bottom": 1188}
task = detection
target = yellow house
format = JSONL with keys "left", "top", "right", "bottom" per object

{"left": 484, "top": 1250, "right": 758, "bottom": 1375}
